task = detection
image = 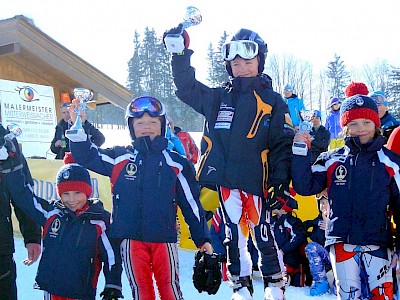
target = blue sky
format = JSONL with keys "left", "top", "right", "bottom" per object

{"left": 2, "top": 0, "right": 400, "bottom": 85}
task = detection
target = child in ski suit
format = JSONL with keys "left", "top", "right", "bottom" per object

{"left": 292, "top": 93, "right": 400, "bottom": 299}
{"left": 325, "top": 97, "right": 344, "bottom": 150}
{"left": 69, "top": 96, "right": 212, "bottom": 300}
{"left": 302, "top": 191, "right": 332, "bottom": 296}
{"left": 3, "top": 152, "right": 122, "bottom": 300}
{"left": 271, "top": 198, "right": 307, "bottom": 287}
{"left": 164, "top": 27, "right": 294, "bottom": 300}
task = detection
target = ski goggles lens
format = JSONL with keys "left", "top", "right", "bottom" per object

{"left": 128, "top": 97, "right": 164, "bottom": 118}
{"left": 370, "top": 94, "right": 388, "bottom": 106}
{"left": 221, "top": 40, "right": 258, "bottom": 61}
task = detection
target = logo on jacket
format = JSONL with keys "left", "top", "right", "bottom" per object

{"left": 215, "top": 103, "right": 235, "bottom": 130}
{"left": 206, "top": 166, "right": 216, "bottom": 175}
{"left": 126, "top": 163, "right": 137, "bottom": 176}
{"left": 50, "top": 218, "right": 61, "bottom": 238}
{"left": 334, "top": 165, "right": 347, "bottom": 184}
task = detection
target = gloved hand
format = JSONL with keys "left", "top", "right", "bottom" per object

{"left": 192, "top": 251, "right": 222, "bottom": 295}
{"left": 193, "top": 250, "right": 206, "bottom": 293}
{"left": 162, "top": 24, "right": 190, "bottom": 51}
{"left": 100, "top": 287, "right": 123, "bottom": 300}
{"left": 203, "top": 252, "right": 222, "bottom": 295}
{"left": 266, "top": 184, "right": 297, "bottom": 211}
{"left": 0, "top": 138, "right": 22, "bottom": 173}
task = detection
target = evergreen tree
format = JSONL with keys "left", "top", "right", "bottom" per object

{"left": 388, "top": 66, "right": 400, "bottom": 119}
{"left": 206, "top": 32, "right": 229, "bottom": 87}
{"left": 126, "top": 31, "right": 144, "bottom": 97}
{"left": 326, "top": 54, "right": 349, "bottom": 99}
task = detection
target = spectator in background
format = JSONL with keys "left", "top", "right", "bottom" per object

{"left": 271, "top": 197, "right": 307, "bottom": 287}
{"left": 0, "top": 122, "right": 41, "bottom": 300}
{"left": 283, "top": 84, "right": 305, "bottom": 130}
{"left": 369, "top": 90, "right": 400, "bottom": 140}
{"left": 167, "top": 117, "right": 199, "bottom": 167}
{"left": 325, "top": 97, "right": 343, "bottom": 150}
{"left": 310, "top": 110, "right": 330, "bottom": 163}
{"left": 50, "top": 102, "right": 105, "bottom": 159}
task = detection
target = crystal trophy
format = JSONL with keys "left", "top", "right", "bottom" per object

{"left": 165, "top": 6, "right": 202, "bottom": 53}
{"left": 292, "top": 110, "right": 315, "bottom": 156}
{"left": 65, "top": 88, "right": 93, "bottom": 142}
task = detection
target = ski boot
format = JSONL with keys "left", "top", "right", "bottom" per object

{"left": 263, "top": 273, "right": 286, "bottom": 300}
{"left": 230, "top": 275, "right": 254, "bottom": 300}
{"left": 309, "top": 279, "right": 330, "bottom": 296}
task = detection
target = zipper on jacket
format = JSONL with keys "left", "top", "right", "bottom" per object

{"left": 76, "top": 220, "right": 86, "bottom": 247}
{"left": 137, "top": 159, "right": 143, "bottom": 187}
{"left": 370, "top": 161, "right": 375, "bottom": 191}
{"left": 86, "top": 257, "right": 94, "bottom": 285}
{"left": 158, "top": 161, "right": 162, "bottom": 188}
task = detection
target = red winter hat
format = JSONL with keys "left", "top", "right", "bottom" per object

{"left": 340, "top": 95, "right": 380, "bottom": 128}
{"left": 345, "top": 82, "right": 369, "bottom": 98}
{"left": 56, "top": 152, "right": 92, "bottom": 198}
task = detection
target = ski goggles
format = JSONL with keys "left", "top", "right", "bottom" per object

{"left": 221, "top": 40, "right": 259, "bottom": 61}
{"left": 127, "top": 96, "right": 165, "bottom": 118}
{"left": 370, "top": 94, "right": 388, "bottom": 106}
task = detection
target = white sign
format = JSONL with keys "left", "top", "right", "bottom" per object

{"left": 0, "top": 79, "right": 57, "bottom": 157}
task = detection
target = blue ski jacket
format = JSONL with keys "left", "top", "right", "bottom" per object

{"left": 70, "top": 135, "right": 211, "bottom": 247}
{"left": 325, "top": 110, "right": 342, "bottom": 139}
{"left": 5, "top": 170, "right": 122, "bottom": 300}
{"left": 292, "top": 135, "right": 400, "bottom": 250}
{"left": 283, "top": 94, "right": 305, "bottom": 127}
{"left": 171, "top": 50, "right": 294, "bottom": 197}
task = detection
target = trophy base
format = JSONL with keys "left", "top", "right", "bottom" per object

{"left": 65, "top": 128, "right": 87, "bottom": 142}
{"left": 292, "top": 142, "right": 308, "bottom": 156}
{"left": 164, "top": 34, "right": 185, "bottom": 53}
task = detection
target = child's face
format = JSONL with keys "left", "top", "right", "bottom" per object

{"left": 230, "top": 56, "right": 259, "bottom": 78}
{"left": 132, "top": 112, "right": 162, "bottom": 141}
{"left": 61, "top": 191, "right": 87, "bottom": 212}
{"left": 331, "top": 103, "right": 341, "bottom": 111}
{"left": 346, "top": 118, "right": 376, "bottom": 144}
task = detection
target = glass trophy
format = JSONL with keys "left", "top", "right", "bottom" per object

{"left": 165, "top": 6, "right": 202, "bottom": 53}
{"left": 292, "top": 110, "right": 315, "bottom": 156}
{"left": 0, "top": 123, "right": 22, "bottom": 160}
{"left": 65, "top": 88, "right": 93, "bottom": 142}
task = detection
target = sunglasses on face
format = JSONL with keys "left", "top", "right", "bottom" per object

{"left": 128, "top": 97, "right": 165, "bottom": 118}
{"left": 221, "top": 40, "right": 259, "bottom": 61}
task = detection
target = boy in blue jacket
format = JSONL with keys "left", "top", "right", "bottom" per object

{"left": 3, "top": 152, "right": 122, "bottom": 300}
{"left": 69, "top": 96, "right": 213, "bottom": 300}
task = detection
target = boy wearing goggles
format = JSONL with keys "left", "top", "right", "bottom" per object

{"left": 68, "top": 96, "right": 213, "bottom": 300}
{"left": 164, "top": 27, "right": 295, "bottom": 300}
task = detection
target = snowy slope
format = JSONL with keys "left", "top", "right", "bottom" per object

{"left": 14, "top": 238, "right": 336, "bottom": 300}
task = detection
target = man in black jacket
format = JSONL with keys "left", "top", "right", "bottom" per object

{"left": 50, "top": 102, "right": 105, "bottom": 159}
{"left": 310, "top": 110, "right": 331, "bottom": 163}
{"left": 0, "top": 123, "right": 41, "bottom": 300}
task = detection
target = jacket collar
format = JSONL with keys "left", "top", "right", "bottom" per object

{"left": 345, "top": 135, "right": 385, "bottom": 153}
{"left": 133, "top": 135, "right": 168, "bottom": 154}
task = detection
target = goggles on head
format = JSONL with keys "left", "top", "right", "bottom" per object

{"left": 127, "top": 96, "right": 165, "bottom": 118}
{"left": 370, "top": 94, "right": 388, "bottom": 106}
{"left": 60, "top": 102, "right": 71, "bottom": 109}
{"left": 221, "top": 40, "right": 259, "bottom": 61}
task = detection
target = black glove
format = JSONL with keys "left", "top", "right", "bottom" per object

{"left": 100, "top": 287, "right": 123, "bottom": 300}
{"left": 193, "top": 250, "right": 206, "bottom": 293}
{"left": 266, "top": 184, "right": 298, "bottom": 211}
{"left": 192, "top": 251, "right": 222, "bottom": 295}
{"left": 162, "top": 24, "right": 190, "bottom": 50}
{"left": 203, "top": 252, "right": 222, "bottom": 295}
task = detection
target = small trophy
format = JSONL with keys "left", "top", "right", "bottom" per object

{"left": 65, "top": 88, "right": 93, "bottom": 142}
{"left": 165, "top": 6, "right": 202, "bottom": 53}
{"left": 0, "top": 123, "right": 22, "bottom": 160}
{"left": 292, "top": 110, "right": 315, "bottom": 156}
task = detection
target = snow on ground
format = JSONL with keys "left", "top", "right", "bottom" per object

{"left": 14, "top": 238, "right": 336, "bottom": 299}
{"left": 14, "top": 128, "right": 336, "bottom": 299}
